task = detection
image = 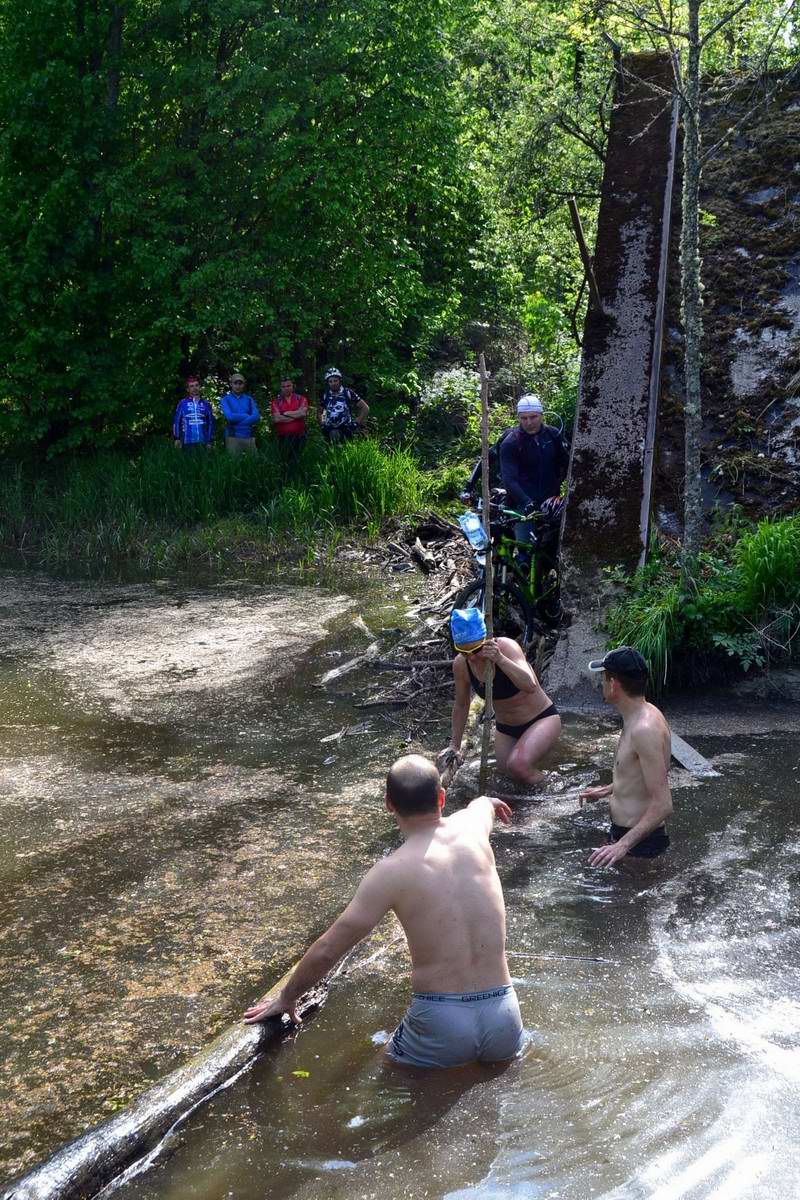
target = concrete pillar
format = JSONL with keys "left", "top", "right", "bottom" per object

{"left": 550, "top": 53, "right": 678, "bottom": 705}
{"left": 562, "top": 52, "right": 679, "bottom": 580}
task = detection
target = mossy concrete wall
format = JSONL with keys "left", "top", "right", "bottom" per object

{"left": 550, "top": 53, "right": 678, "bottom": 704}
{"left": 562, "top": 53, "right": 678, "bottom": 583}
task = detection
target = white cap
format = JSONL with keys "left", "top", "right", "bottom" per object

{"left": 517, "top": 394, "right": 543, "bottom": 414}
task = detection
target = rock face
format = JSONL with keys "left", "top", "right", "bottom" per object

{"left": 562, "top": 52, "right": 678, "bottom": 584}
{"left": 654, "top": 74, "right": 800, "bottom": 521}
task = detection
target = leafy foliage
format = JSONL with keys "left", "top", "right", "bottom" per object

{"left": 0, "top": 0, "right": 483, "bottom": 455}
{"left": 607, "top": 515, "right": 800, "bottom": 690}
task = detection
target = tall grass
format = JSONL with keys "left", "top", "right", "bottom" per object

{"left": 606, "top": 514, "right": 800, "bottom": 691}
{"left": 0, "top": 438, "right": 430, "bottom": 569}
{"left": 606, "top": 580, "right": 683, "bottom": 690}
{"left": 735, "top": 515, "right": 800, "bottom": 610}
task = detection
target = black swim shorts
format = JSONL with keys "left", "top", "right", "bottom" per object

{"left": 609, "top": 823, "right": 670, "bottom": 858}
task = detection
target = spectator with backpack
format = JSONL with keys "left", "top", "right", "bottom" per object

{"left": 318, "top": 368, "right": 369, "bottom": 443}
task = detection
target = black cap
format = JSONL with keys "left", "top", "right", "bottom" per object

{"left": 588, "top": 646, "right": 648, "bottom": 677}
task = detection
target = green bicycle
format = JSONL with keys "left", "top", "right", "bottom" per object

{"left": 453, "top": 490, "right": 564, "bottom": 647}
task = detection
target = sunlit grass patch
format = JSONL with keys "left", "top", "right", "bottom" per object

{"left": 0, "top": 437, "right": 431, "bottom": 570}
{"left": 606, "top": 514, "right": 800, "bottom": 691}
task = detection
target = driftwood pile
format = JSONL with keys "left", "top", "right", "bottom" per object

{"left": 319, "top": 512, "right": 561, "bottom": 738}
{"left": 317, "top": 514, "right": 479, "bottom": 737}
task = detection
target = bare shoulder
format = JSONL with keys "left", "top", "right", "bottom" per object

{"left": 497, "top": 636, "right": 526, "bottom": 662}
{"left": 361, "top": 851, "right": 410, "bottom": 902}
{"left": 632, "top": 703, "right": 671, "bottom": 746}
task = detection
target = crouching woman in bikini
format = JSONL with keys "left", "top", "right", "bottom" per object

{"left": 441, "top": 608, "right": 561, "bottom": 787}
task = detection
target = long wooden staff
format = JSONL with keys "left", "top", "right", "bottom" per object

{"left": 478, "top": 353, "right": 494, "bottom": 793}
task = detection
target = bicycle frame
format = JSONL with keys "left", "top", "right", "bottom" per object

{"left": 491, "top": 515, "right": 559, "bottom": 608}
{"left": 460, "top": 500, "right": 562, "bottom": 638}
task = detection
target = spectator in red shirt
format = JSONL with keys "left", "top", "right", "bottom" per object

{"left": 271, "top": 377, "right": 309, "bottom": 462}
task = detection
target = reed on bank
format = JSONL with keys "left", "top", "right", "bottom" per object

{"left": 0, "top": 438, "right": 430, "bottom": 569}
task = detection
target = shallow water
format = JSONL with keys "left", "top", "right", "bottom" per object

{"left": 105, "top": 733, "right": 800, "bottom": 1200}
{"left": 2, "top": 569, "right": 799, "bottom": 1199}
{"left": 0, "top": 568, "right": 415, "bottom": 1178}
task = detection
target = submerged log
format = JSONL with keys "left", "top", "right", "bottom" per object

{"left": 317, "top": 640, "right": 380, "bottom": 685}
{"left": 1, "top": 973, "right": 326, "bottom": 1200}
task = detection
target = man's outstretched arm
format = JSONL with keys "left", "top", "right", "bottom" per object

{"left": 244, "top": 864, "right": 392, "bottom": 1024}
{"left": 461, "top": 795, "right": 513, "bottom": 838}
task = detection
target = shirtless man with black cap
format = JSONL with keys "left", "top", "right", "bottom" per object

{"left": 579, "top": 646, "right": 673, "bottom": 866}
{"left": 244, "top": 754, "right": 524, "bottom": 1069}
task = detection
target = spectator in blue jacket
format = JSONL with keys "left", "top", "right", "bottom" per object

{"left": 220, "top": 372, "right": 260, "bottom": 454}
{"left": 173, "top": 377, "right": 215, "bottom": 451}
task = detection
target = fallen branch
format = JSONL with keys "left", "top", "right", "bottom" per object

{"left": 507, "top": 952, "right": 620, "bottom": 965}
{"left": 317, "top": 641, "right": 380, "bottom": 685}
{"left": 373, "top": 658, "right": 453, "bottom": 671}
{"left": 354, "top": 680, "right": 454, "bottom": 709}
{"left": 411, "top": 537, "right": 437, "bottom": 574}
{"left": 1, "top": 971, "right": 327, "bottom": 1200}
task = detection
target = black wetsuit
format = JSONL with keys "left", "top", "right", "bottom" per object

{"left": 465, "top": 660, "right": 559, "bottom": 739}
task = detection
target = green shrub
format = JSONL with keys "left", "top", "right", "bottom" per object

{"left": 606, "top": 578, "right": 683, "bottom": 689}
{"left": 605, "top": 514, "right": 800, "bottom": 691}
{"left": 413, "top": 367, "right": 481, "bottom": 463}
{"left": 735, "top": 515, "right": 800, "bottom": 610}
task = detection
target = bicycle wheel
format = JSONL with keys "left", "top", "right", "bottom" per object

{"left": 451, "top": 579, "right": 535, "bottom": 646}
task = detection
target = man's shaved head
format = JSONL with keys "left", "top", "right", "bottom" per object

{"left": 386, "top": 754, "right": 442, "bottom": 815}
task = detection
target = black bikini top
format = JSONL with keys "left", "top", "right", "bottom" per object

{"left": 466, "top": 659, "right": 521, "bottom": 701}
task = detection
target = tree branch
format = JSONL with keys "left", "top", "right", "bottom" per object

{"left": 700, "top": 0, "right": 754, "bottom": 48}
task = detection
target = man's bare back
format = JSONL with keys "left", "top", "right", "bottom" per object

{"left": 245, "top": 756, "right": 523, "bottom": 1069}
{"left": 373, "top": 802, "right": 512, "bottom": 993}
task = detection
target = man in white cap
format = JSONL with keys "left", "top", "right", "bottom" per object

{"left": 499, "top": 395, "right": 569, "bottom": 600}
{"left": 499, "top": 394, "right": 569, "bottom": 518}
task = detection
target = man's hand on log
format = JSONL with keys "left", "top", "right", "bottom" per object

{"left": 244, "top": 993, "right": 301, "bottom": 1025}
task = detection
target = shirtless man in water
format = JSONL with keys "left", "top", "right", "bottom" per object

{"left": 579, "top": 647, "right": 673, "bottom": 866}
{"left": 441, "top": 607, "right": 561, "bottom": 787}
{"left": 244, "top": 755, "right": 524, "bottom": 1069}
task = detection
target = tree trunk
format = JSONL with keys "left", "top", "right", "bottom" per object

{"left": 680, "top": 0, "right": 704, "bottom": 568}
{"left": 478, "top": 353, "right": 494, "bottom": 794}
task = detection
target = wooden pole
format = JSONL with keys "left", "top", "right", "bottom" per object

{"left": 567, "top": 196, "right": 604, "bottom": 313}
{"left": 478, "top": 353, "right": 494, "bottom": 794}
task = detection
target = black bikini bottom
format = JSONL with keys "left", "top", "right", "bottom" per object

{"left": 495, "top": 703, "right": 559, "bottom": 740}
{"left": 609, "top": 823, "right": 670, "bottom": 858}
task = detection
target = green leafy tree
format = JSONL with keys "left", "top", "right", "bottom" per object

{"left": 0, "top": 0, "right": 483, "bottom": 455}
